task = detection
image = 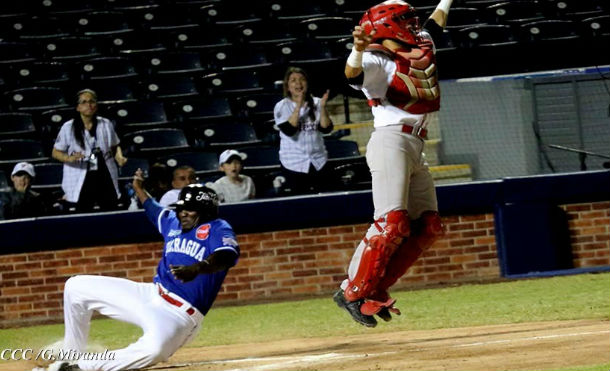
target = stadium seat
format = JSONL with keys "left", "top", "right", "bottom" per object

{"left": 39, "top": 107, "right": 76, "bottom": 137}
{"left": 143, "top": 52, "right": 206, "bottom": 76}
{"left": 444, "top": 7, "right": 487, "bottom": 29}
{"left": 5, "top": 62, "right": 71, "bottom": 89}
{"left": 107, "top": 101, "right": 170, "bottom": 133}
{"left": 0, "top": 2, "right": 28, "bottom": 18}
{"left": 108, "top": 31, "right": 167, "bottom": 57}
{"left": 142, "top": 76, "right": 199, "bottom": 102}
{"left": 4, "top": 87, "right": 69, "bottom": 113}
{"left": 199, "top": 68, "right": 275, "bottom": 96}
{"left": 43, "top": 36, "right": 102, "bottom": 62}
{"left": 170, "top": 27, "right": 231, "bottom": 51}
{"left": 77, "top": 56, "right": 139, "bottom": 81}
{"left": 268, "top": 1, "right": 326, "bottom": 21}
{"left": 324, "top": 139, "right": 360, "bottom": 159}
{"left": 155, "top": 151, "right": 219, "bottom": 174}
{"left": 484, "top": 1, "right": 546, "bottom": 25}
{"left": 0, "top": 170, "right": 9, "bottom": 191}
{"left": 122, "top": 128, "right": 190, "bottom": 156}
{"left": 0, "top": 42, "right": 38, "bottom": 65}
{"left": 0, "top": 139, "right": 48, "bottom": 170}
{"left": 171, "top": 97, "right": 233, "bottom": 125}
{"left": 543, "top": 0, "right": 606, "bottom": 19}
{"left": 117, "top": 157, "right": 150, "bottom": 180}
{"left": 214, "top": 46, "right": 274, "bottom": 71}
{"left": 232, "top": 20, "right": 296, "bottom": 46}
{"left": 329, "top": 0, "right": 371, "bottom": 17}
{"left": 10, "top": 16, "right": 70, "bottom": 41}
{"left": 74, "top": 11, "right": 133, "bottom": 37}
{"left": 457, "top": 24, "right": 518, "bottom": 48}
{"left": 328, "top": 156, "right": 371, "bottom": 191}
{"left": 192, "top": 122, "right": 261, "bottom": 148}
{"left": 239, "top": 145, "right": 280, "bottom": 168}
{"left": 519, "top": 19, "right": 580, "bottom": 42}
{"left": 37, "top": 0, "right": 99, "bottom": 16}
{"left": 0, "top": 113, "right": 37, "bottom": 139}
{"left": 299, "top": 17, "right": 354, "bottom": 41}
{"left": 235, "top": 93, "right": 283, "bottom": 119}
{"left": 74, "top": 80, "right": 138, "bottom": 105}
{"left": 31, "top": 162, "right": 63, "bottom": 190}
{"left": 581, "top": 15, "right": 609, "bottom": 39}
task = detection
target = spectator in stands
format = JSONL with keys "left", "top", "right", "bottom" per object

{"left": 0, "top": 162, "right": 46, "bottom": 220}
{"left": 273, "top": 66, "right": 334, "bottom": 194}
{"left": 144, "top": 163, "right": 172, "bottom": 202}
{"left": 208, "top": 149, "right": 255, "bottom": 203}
{"left": 159, "top": 165, "right": 197, "bottom": 207}
{"left": 52, "top": 89, "right": 127, "bottom": 212}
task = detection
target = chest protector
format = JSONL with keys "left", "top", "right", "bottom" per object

{"left": 368, "top": 42, "right": 440, "bottom": 114}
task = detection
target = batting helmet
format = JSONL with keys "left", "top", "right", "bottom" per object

{"left": 172, "top": 184, "right": 219, "bottom": 222}
{"left": 360, "top": 0, "right": 420, "bottom": 46}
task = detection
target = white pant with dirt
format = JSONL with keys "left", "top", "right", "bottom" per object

{"left": 61, "top": 275, "right": 202, "bottom": 371}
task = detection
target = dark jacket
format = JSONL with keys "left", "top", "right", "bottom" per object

{"left": 0, "top": 188, "right": 46, "bottom": 220}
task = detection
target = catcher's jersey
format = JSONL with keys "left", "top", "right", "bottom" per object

{"left": 143, "top": 198, "right": 239, "bottom": 315}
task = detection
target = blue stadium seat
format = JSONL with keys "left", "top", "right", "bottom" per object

{"left": 5, "top": 62, "right": 71, "bottom": 89}
{"left": 117, "top": 157, "right": 150, "bottom": 180}
{"left": 31, "top": 162, "right": 63, "bottom": 190}
{"left": 0, "top": 170, "right": 9, "bottom": 191}
{"left": 75, "top": 80, "right": 138, "bottom": 105}
{"left": 457, "top": 24, "right": 518, "bottom": 48}
{"left": 299, "top": 17, "right": 353, "bottom": 41}
{"left": 74, "top": 11, "right": 133, "bottom": 37}
{"left": 171, "top": 97, "right": 233, "bottom": 125}
{"left": 519, "top": 19, "right": 580, "bottom": 42}
{"left": 77, "top": 56, "right": 139, "bottom": 81}
{"left": 42, "top": 36, "right": 102, "bottom": 62}
{"left": 268, "top": 1, "right": 326, "bottom": 21}
{"left": 199, "top": 68, "right": 274, "bottom": 96}
{"left": 0, "top": 139, "right": 49, "bottom": 171}
{"left": 324, "top": 139, "right": 360, "bottom": 159}
{"left": 10, "top": 16, "right": 70, "bottom": 41}
{"left": 0, "top": 42, "right": 38, "bottom": 65}
{"left": 239, "top": 145, "right": 280, "bottom": 168}
{"left": 107, "top": 101, "right": 170, "bottom": 132}
{"left": 4, "top": 87, "right": 69, "bottom": 113}
{"left": 444, "top": 7, "right": 487, "bottom": 29}
{"left": 484, "top": 1, "right": 546, "bottom": 25}
{"left": 193, "top": 122, "right": 261, "bottom": 148}
{"left": 142, "top": 76, "right": 199, "bottom": 102}
{"left": 122, "top": 128, "right": 190, "bottom": 156}
{"left": 156, "top": 151, "right": 219, "bottom": 174}
{"left": 143, "top": 52, "right": 206, "bottom": 76}
{"left": 0, "top": 113, "right": 37, "bottom": 139}
{"left": 235, "top": 93, "right": 283, "bottom": 119}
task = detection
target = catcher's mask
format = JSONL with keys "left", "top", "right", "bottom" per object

{"left": 360, "top": 0, "right": 420, "bottom": 46}
{"left": 171, "top": 184, "right": 219, "bottom": 222}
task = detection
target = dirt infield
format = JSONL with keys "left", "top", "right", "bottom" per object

{"left": 152, "top": 319, "right": 609, "bottom": 371}
{"left": 6, "top": 319, "right": 608, "bottom": 371}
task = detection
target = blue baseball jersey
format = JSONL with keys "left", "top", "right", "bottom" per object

{"left": 143, "top": 198, "right": 239, "bottom": 315}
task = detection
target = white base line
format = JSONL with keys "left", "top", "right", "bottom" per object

{"left": 151, "top": 329, "right": 609, "bottom": 370}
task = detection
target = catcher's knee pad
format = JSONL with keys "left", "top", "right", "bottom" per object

{"left": 415, "top": 210, "right": 444, "bottom": 251}
{"left": 344, "top": 210, "right": 410, "bottom": 302}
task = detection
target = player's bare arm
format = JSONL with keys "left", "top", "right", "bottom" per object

{"left": 132, "top": 168, "right": 150, "bottom": 204}
{"left": 170, "top": 250, "right": 237, "bottom": 282}
{"left": 345, "top": 26, "right": 376, "bottom": 79}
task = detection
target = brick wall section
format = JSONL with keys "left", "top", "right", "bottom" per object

{"left": 1, "top": 201, "right": 608, "bottom": 328}
{"left": 562, "top": 201, "right": 610, "bottom": 268}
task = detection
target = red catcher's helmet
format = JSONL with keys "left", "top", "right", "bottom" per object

{"left": 360, "top": 0, "right": 420, "bottom": 45}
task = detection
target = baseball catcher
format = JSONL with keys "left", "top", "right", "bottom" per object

{"left": 333, "top": 0, "right": 451, "bottom": 327}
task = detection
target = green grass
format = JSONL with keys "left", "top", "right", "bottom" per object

{"left": 1, "top": 272, "right": 608, "bottom": 352}
{"left": 538, "top": 363, "right": 610, "bottom": 371}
